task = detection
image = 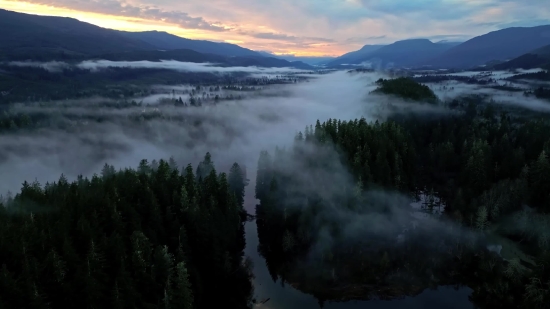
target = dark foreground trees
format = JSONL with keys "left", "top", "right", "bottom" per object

{"left": 0, "top": 154, "right": 253, "bottom": 309}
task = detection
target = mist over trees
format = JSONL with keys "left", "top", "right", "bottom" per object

{"left": 255, "top": 92, "right": 550, "bottom": 308}
{"left": 2, "top": 69, "right": 550, "bottom": 309}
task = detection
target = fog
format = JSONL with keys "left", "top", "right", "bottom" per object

{"left": 429, "top": 80, "right": 550, "bottom": 113}
{"left": 7, "top": 61, "right": 71, "bottom": 72}
{"left": 0, "top": 71, "right": 389, "bottom": 196}
{"left": 414, "top": 68, "right": 545, "bottom": 79}
{"left": 77, "top": 60, "right": 312, "bottom": 74}
{"left": 6, "top": 59, "right": 311, "bottom": 74}
{"left": 3, "top": 67, "right": 546, "bottom": 200}
{"left": 264, "top": 140, "right": 481, "bottom": 263}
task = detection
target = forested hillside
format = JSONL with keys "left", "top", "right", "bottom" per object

{"left": 0, "top": 9, "right": 154, "bottom": 59}
{"left": 0, "top": 155, "right": 254, "bottom": 309}
{"left": 372, "top": 77, "right": 438, "bottom": 102}
{"left": 255, "top": 96, "right": 550, "bottom": 308}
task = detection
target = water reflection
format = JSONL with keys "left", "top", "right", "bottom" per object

{"left": 245, "top": 221, "right": 475, "bottom": 309}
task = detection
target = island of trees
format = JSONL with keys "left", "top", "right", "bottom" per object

{"left": 372, "top": 77, "right": 438, "bottom": 103}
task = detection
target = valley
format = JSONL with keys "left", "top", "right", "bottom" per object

{"left": 1, "top": 5, "right": 550, "bottom": 309}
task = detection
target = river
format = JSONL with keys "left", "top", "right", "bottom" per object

{"left": 242, "top": 188, "right": 476, "bottom": 309}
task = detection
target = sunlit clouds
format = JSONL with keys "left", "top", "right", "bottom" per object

{"left": 1, "top": 0, "right": 549, "bottom": 56}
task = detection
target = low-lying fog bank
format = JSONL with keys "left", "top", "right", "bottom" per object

{"left": 3, "top": 68, "right": 549, "bottom": 197}
{"left": 0, "top": 71, "right": 387, "bottom": 195}
{"left": 6, "top": 60, "right": 312, "bottom": 74}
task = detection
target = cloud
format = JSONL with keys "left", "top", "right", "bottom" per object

{"left": 234, "top": 30, "right": 335, "bottom": 48}
{"left": 6, "top": 59, "right": 310, "bottom": 74}
{"left": 496, "top": 19, "right": 550, "bottom": 29}
{"left": 355, "top": 0, "right": 489, "bottom": 19}
{"left": 423, "top": 34, "right": 471, "bottom": 41}
{"left": 367, "top": 35, "right": 387, "bottom": 40}
{"left": 7, "top": 61, "right": 71, "bottom": 72}
{"left": 420, "top": 70, "right": 550, "bottom": 113}
{"left": 75, "top": 60, "right": 308, "bottom": 73}
{"left": 4, "top": 0, "right": 230, "bottom": 31}
{"left": 256, "top": 33, "right": 334, "bottom": 43}
{"left": 345, "top": 35, "right": 387, "bottom": 43}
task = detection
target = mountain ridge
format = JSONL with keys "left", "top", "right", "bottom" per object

{"left": 0, "top": 8, "right": 154, "bottom": 58}
{"left": 427, "top": 25, "right": 550, "bottom": 68}
{"left": 0, "top": 9, "right": 311, "bottom": 69}
{"left": 326, "top": 39, "right": 458, "bottom": 68}
{"left": 256, "top": 51, "right": 335, "bottom": 65}
{"left": 325, "top": 45, "right": 385, "bottom": 66}
{"left": 491, "top": 44, "right": 550, "bottom": 70}
{"left": 117, "top": 30, "right": 262, "bottom": 58}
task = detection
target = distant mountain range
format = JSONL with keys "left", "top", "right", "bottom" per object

{"left": 256, "top": 51, "right": 334, "bottom": 65}
{"left": 0, "top": 9, "right": 312, "bottom": 69}
{"left": 324, "top": 45, "right": 385, "bottom": 66}
{"left": 428, "top": 25, "right": 550, "bottom": 69}
{"left": 326, "top": 40, "right": 459, "bottom": 68}
{"left": 491, "top": 44, "right": 550, "bottom": 70}
{"left": 2, "top": 8, "right": 550, "bottom": 71}
{"left": 325, "top": 25, "right": 550, "bottom": 69}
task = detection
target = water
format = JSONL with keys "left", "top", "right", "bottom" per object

{"left": 243, "top": 189, "right": 476, "bottom": 309}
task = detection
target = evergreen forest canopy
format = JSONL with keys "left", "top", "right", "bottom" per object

{"left": 0, "top": 154, "right": 254, "bottom": 309}
{"left": 0, "top": 63, "right": 246, "bottom": 105}
{"left": 0, "top": 62, "right": 304, "bottom": 106}
{"left": 372, "top": 77, "right": 438, "bottom": 103}
{"left": 255, "top": 92, "right": 550, "bottom": 308}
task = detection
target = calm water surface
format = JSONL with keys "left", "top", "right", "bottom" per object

{"left": 243, "top": 191, "right": 476, "bottom": 309}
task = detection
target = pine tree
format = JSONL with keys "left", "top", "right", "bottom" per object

{"left": 228, "top": 163, "right": 246, "bottom": 208}
{"left": 171, "top": 261, "right": 194, "bottom": 309}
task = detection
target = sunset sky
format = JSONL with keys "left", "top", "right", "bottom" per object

{"left": 1, "top": 0, "right": 549, "bottom": 57}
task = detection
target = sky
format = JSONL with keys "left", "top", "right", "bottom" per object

{"left": 1, "top": 0, "right": 549, "bottom": 57}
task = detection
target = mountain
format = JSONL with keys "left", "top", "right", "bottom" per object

{"left": 256, "top": 51, "right": 335, "bottom": 65}
{"left": 0, "top": 9, "right": 310, "bottom": 69}
{"left": 428, "top": 25, "right": 550, "bottom": 69}
{"left": 325, "top": 45, "right": 385, "bottom": 66}
{"left": 327, "top": 39, "right": 456, "bottom": 68}
{"left": 245, "top": 57, "right": 312, "bottom": 70}
{"left": 0, "top": 9, "right": 154, "bottom": 60}
{"left": 117, "top": 30, "right": 262, "bottom": 57}
{"left": 93, "top": 49, "right": 314, "bottom": 70}
{"left": 491, "top": 44, "right": 550, "bottom": 70}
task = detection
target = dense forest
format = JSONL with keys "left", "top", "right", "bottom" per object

{"left": 255, "top": 93, "right": 550, "bottom": 308}
{"left": 0, "top": 154, "right": 254, "bottom": 309}
{"left": 0, "top": 64, "right": 236, "bottom": 104}
{"left": 413, "top": 74, "right": 493, "bottom": 85}
{"left": 372, "top": 77, "right": 438, "bottom": 103}
{"left": 509, "top": 70, "right": 550, "bottom": 81}
{"left": 524, "top": 86, "right": 550, "bottom": 99}
{"left": 0, "top": 64, "right": 303, "bottom": 105}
